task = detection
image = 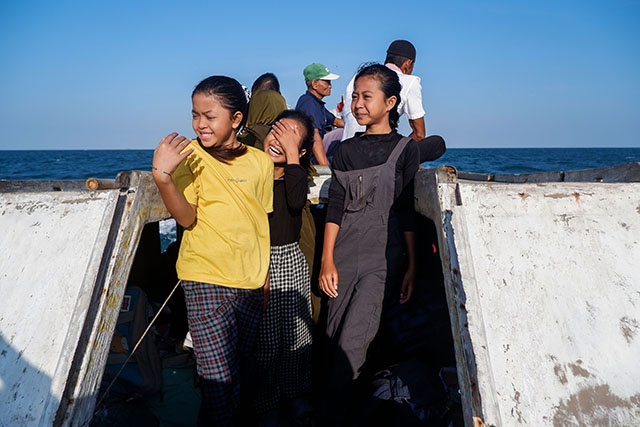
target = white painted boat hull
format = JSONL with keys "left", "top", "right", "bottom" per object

{"left": 415, "top": 165, "right": 640, "bottom": 426}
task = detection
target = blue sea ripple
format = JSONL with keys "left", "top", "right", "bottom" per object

{"left": 1, "top": 148, "right": 639, "bottom": 180}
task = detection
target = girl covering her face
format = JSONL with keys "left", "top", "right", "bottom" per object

{"left": 254, "top": 110, "right": 315, "bottom": 420}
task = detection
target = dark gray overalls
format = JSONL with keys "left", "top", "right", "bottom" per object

{"left": 325, "top": 137, "right": 411, "bottom": 415}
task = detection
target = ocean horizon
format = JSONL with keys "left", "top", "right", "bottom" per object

{"left": 1, "top": 147, "right": 639, "bottom": 181}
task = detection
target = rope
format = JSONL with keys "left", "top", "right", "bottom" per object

{"left": 93, "top": 279, "right": 182, "bottom": 414}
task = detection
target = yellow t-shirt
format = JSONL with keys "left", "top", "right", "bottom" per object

{"left": 172, "top": 140, "right": 274, "bottom": 289}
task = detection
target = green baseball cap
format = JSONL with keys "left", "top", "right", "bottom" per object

{"left": 303, "top": 63, "right": 340, "bottom": 82}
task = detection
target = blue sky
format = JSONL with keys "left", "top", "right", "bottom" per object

{"left": 0, "top": 0, "right": 638, "bottom": 149}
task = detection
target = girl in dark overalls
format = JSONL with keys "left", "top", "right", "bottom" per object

{"left": 319, "top": 63, "right": 419, "bottom": 422}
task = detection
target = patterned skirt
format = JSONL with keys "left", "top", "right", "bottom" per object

{"left": 255, "top": 242, "right": 313, "bottom": 414}
{"left": 182, "top": 280, "right": 263, "bottom": 424}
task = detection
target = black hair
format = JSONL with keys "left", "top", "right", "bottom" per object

{"left": 251, "top": 73, "right": 280, "bottom": 94}
{"left": 192, "top": 75, "right": 248, "bottom": 163}
{"left": 384, "top": 53, "right": 412, "bottom": 68}
{"left": 354, "top": 63, "right": 402, "bottom": 130}
{"left": 271, "top": 109, "right": 315, "bottom": 174}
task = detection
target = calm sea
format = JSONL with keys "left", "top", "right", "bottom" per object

{"left": 1, "top": 148, "right": 639, "bottom": 180}
{"left": 2, "top": 147, "right": 638, "bottom": 251}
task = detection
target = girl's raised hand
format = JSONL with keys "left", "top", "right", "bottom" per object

{"left": 152, "top": 132, "right": 194, "bottom": 183}
{"left": 271, "top": 120, "right": 301, "bottom": 163}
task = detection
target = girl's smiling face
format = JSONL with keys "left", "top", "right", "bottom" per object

{"left": 351, "top": 75, "right": 397, "bottom": 129}
{"left": 264, "top": 118, "right": 303, "bottom": 163}
{"left": 191, "top": 92, "right": 242, "bottom": 148}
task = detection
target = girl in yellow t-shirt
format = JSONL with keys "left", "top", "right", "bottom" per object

{"left": 152, "top": 75, "right": 274, "bottom": 425}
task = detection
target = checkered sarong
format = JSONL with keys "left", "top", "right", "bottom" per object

{"left": 255, "top": 242, "right": 313, "bottom": 414}
{"left": 181, "top": 281, "right": 263, "bottom": 424}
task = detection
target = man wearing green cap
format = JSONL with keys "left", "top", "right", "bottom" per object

{"left": 295, "top": 63, "right": 344, "bottom": 165}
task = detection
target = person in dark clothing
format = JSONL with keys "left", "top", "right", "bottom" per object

{"left": 417, "top": 134, "right": 446, "bottom": 164}
{"left": 295, "top": 63, "right": 345, "bottom": 165}
{"left": 251, "top": 72, "right": 281, "bottom": 94}
{"left": 238, "top": 89, "right": 287, "bottom": 150}
{"left": 318, "top": 64, "right": 419, "bottom": 423}
{"left": 255, "top": 110, "right": 316, "bottom": 423}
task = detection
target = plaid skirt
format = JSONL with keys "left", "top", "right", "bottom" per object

{"left": 182, "top": 280, "right": 263, "bottom": 424}
{"left": 255, "top": 242, "right": 313, "bottom": 414}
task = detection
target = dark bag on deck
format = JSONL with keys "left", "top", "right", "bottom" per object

{"left": 357, "top": 360, "right": 450, "bottom": 426}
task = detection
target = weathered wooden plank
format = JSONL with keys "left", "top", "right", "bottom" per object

{"left": 458, "top": 162, "right": 640, "bottom": 184}
{"left": 492, "top": 171, "right": 564, "bottom": 183}
{"left": 0, "top": 180, "right": 87, "bottom": 192}
{"left": 57, "top": 171, "right": 170, "bottom": 426}
{"left": 458, "top": 171, "right": 494, "bottom": 181}
{"left": 415, "top": 166, "right": 490, "bottom": 425}
{"left": 563, "top": 162, "right": 640, "bottom": 182}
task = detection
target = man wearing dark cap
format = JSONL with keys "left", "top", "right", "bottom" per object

{"left": 341, "top": 40, "right": 426, "bottom": 142}
{"left": 295, "top": 63, "right": 344, "bottom": 165}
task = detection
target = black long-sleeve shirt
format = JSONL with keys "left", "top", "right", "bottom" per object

{"left": 269, "top": 164, "right": 308, "bottom": 245}
{"left": 417, "top": 135, "right": 446, "bottom": 163}
{"left": 326, "top": 131, "right": 419, "bottom": 230}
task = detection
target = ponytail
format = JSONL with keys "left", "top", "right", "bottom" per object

{"left": 354, "top": 63, "right": 402, "bottom": 130}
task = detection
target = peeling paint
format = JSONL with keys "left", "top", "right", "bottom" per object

{"left": 411, "top": 167, "right": 640, "bottom": 426}
{"left": 620, "top": 317, "right": 639, "bottom": 343}
{"left": 11, "top": 202, "right": 49, "bottom": 215}
{"left": 510, "top": 385, "right": 525, "bottom": 423}
{"left": 568, "top": 360, "right": 591, "bottom": 378}
{"left": 553, "top": 364, "right": 568, "bottom": 385}
{"left": 553, "top": 385, "right": 636, "bottom": 426}
{"left": 445, "top": 165, "right": 457, "bottom": 179}
{"left": 556, "top": 214, "right": 575, "bottom": 226}
{"left": 549, "top": 356, "right": 569, "bottom": 385}
{"left": 544, "top": 191, "right": 592, "bottom": 200}
{"left": 585, "top": 302, "right": 595, "bottom": 317}
{"left": 60, "top": 197, "right": 97, "bottom": 205}
{"left": 545, "top": 193, "right": 572, "bottom": 199}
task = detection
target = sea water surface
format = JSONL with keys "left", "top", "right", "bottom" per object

{"left": 1, "top": 148, "right": 639, "bottom": 180}
{"left": 2, "top": 147, "right": 638, "bottom": 250}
